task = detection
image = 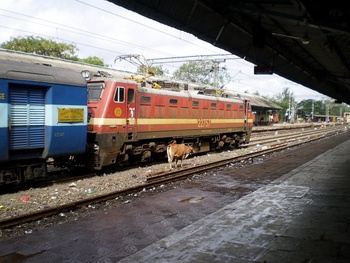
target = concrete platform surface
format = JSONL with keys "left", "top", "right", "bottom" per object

{"left": 119, "top": 139, "right": 350, "bottom": 263}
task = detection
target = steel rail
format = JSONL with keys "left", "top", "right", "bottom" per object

{"left": 249, "top": 126, "right": 342, "bottom": 146}
{"left": 146, "top": 127, "right": 343, "bottom": 183}
{"left": 0, "top": 124, "right": 334, "bottom": 192}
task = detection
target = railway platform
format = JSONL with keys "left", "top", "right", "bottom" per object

{"left": 1, "top": 133, "right": 350, "bottom": 262}
{"left": 119, "top": 136, "right": 350, "bottom": 262}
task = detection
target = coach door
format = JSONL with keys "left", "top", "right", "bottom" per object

{"left": 125, "top": 87, "right": 136, "bottom": 140}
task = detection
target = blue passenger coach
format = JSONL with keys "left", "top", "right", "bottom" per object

{"left": 0, "top": 59, "right": 87, "bottom": 184}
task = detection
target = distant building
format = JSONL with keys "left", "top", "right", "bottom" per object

{"left": 224, "top": 92, "right": 282, "bottom": 126}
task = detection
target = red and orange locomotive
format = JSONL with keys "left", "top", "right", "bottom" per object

{"left": 86, "top": 75, "right": 253, "bottom": 170}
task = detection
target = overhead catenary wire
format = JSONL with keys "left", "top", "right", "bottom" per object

{"left": 0, "top": 0, "right": 226, "bottom": 61}
{"left": 0, "top": 2, "right": 244, "bottom": 73}
{"left": 75, "top": 0, "right": 221, "bottom": 54}
{"left": 148, "top": 54, "right": 241, "bottom": 64}
{"left": 0, "top": 11, "right": 172, "bottom": 57}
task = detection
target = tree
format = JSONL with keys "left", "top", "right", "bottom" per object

{"left": 1, "top": 36, "right": 105, "bottom": 66}
{"left": 137, "top": 64, "right": 169, "bottom": 77}
{"left": 272, "top": 87, "right": 296, "bottom": 122}
{"left": 1, "top": 36, "right": 76, "bottom": 58}
{"left": 172, "top": 60, "right": 232, "bottom": 89}
{"left": 297, "top": 99, "right": 313, "bottom": 116}
{"left": 298, "top": 99, "right": 350, "bottom": 120}
{"left": 80, "top": 56, "right": 105, "bottom": 67}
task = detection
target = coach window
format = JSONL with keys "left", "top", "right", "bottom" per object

{"left": 114, "top": 86, "right": 125, "bottom": 103}
{"left": 211, "top": 102, "right": 216, "bottom": 108}
{"left": 192, "top": 101, "right": 199, "bottom": 107}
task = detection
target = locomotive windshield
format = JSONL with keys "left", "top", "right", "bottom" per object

{"left": 114, "top": 86, "right": 125, "bottom": 103}
{"left": 87, "top": 83, "right": 104, "bottom": 101}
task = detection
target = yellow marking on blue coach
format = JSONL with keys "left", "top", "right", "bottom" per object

{"left": 58, "top": 108, "right": 84, "bottom": 123}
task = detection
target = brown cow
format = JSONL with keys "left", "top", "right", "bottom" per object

{"left": 167, "top": 143, "right": 194, "bottom": 169}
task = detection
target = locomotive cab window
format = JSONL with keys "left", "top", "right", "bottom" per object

{"left": 87, "top": 83, "right": 105, "bottom": 101}
{"left": 114, "top": 86, "right": 125, "bottom": 103}
{"left": 127, "top": 89, "right": 135, "bottom": 103}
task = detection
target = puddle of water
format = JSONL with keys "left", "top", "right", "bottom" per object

{"left": 179, "top": 196, "right": 206, "bottom": 203}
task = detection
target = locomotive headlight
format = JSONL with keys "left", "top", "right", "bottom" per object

{"left": 81, "top": 70, "right": 91, "bottom": 80}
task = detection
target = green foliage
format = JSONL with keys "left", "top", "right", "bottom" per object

{"left": 267, "top": 88, "right": 350, "bottom": 121}
{"left": 270, "top": 87, "right": 296, "bottom": 121}
{"left": 297, "top": 99, "right": 350, "bottom": 117}
{"left": 151, "top": 65, "right": 169, "bottom": 76}
{"left": 1, "top": 36, "right": 76, "bottom": 58}
{"left": 80, "top": 56, "right": 104, "bottom": 67}
{"left": 137, "top": 65, "right": 169, "bottom": 76}
{"left": 272, "top": 87, "right": 295, "bottom": 106}
{"left": 1, "top": 36, "right": 105, "bottom": 66}
{"left": 172, "top": 60, "right": 231, "bottom": 88}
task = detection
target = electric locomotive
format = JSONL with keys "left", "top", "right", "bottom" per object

{"left": 86, "top": 75, "right": 253, "bottom": 170}
{"left": 0, "top": 59, "right": 88, "bottom": 184}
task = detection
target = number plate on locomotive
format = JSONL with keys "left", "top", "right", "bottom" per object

{"left": 198, "top": 119, "right": 211, "bottom": 127}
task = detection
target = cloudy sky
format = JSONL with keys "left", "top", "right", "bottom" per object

{"left": 0, "top": 0, "right": 328, "bottom": 101}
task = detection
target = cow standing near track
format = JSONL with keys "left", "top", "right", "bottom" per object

{"left": 167, "top": 143, "right": 194, "bottom": 169}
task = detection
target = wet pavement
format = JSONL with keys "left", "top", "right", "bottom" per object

{"left": 120, "top": 135, "right": 350, "bottom": 263}
{"left": 1, "top": 132, "right": 350, "bottom": 262}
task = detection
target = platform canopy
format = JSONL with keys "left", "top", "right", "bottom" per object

{"left": 109, "top": 0, "right": 350, "bottom": 105}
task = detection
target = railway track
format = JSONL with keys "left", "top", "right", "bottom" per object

{"left": 249, "top": 125, "right": 343, "bottom": 146}
{"left": 147, "top": 125, "right": 345, "bottom": 183}
{"left": 0, "top": 123, "right": 332, "bottom": 193}
{"left": 0, "top": 125, "right": 347, "bottom": 229}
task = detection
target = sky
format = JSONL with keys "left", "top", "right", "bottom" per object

{"left": 0, "top": 0, "right": 329, "bottom": 101}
